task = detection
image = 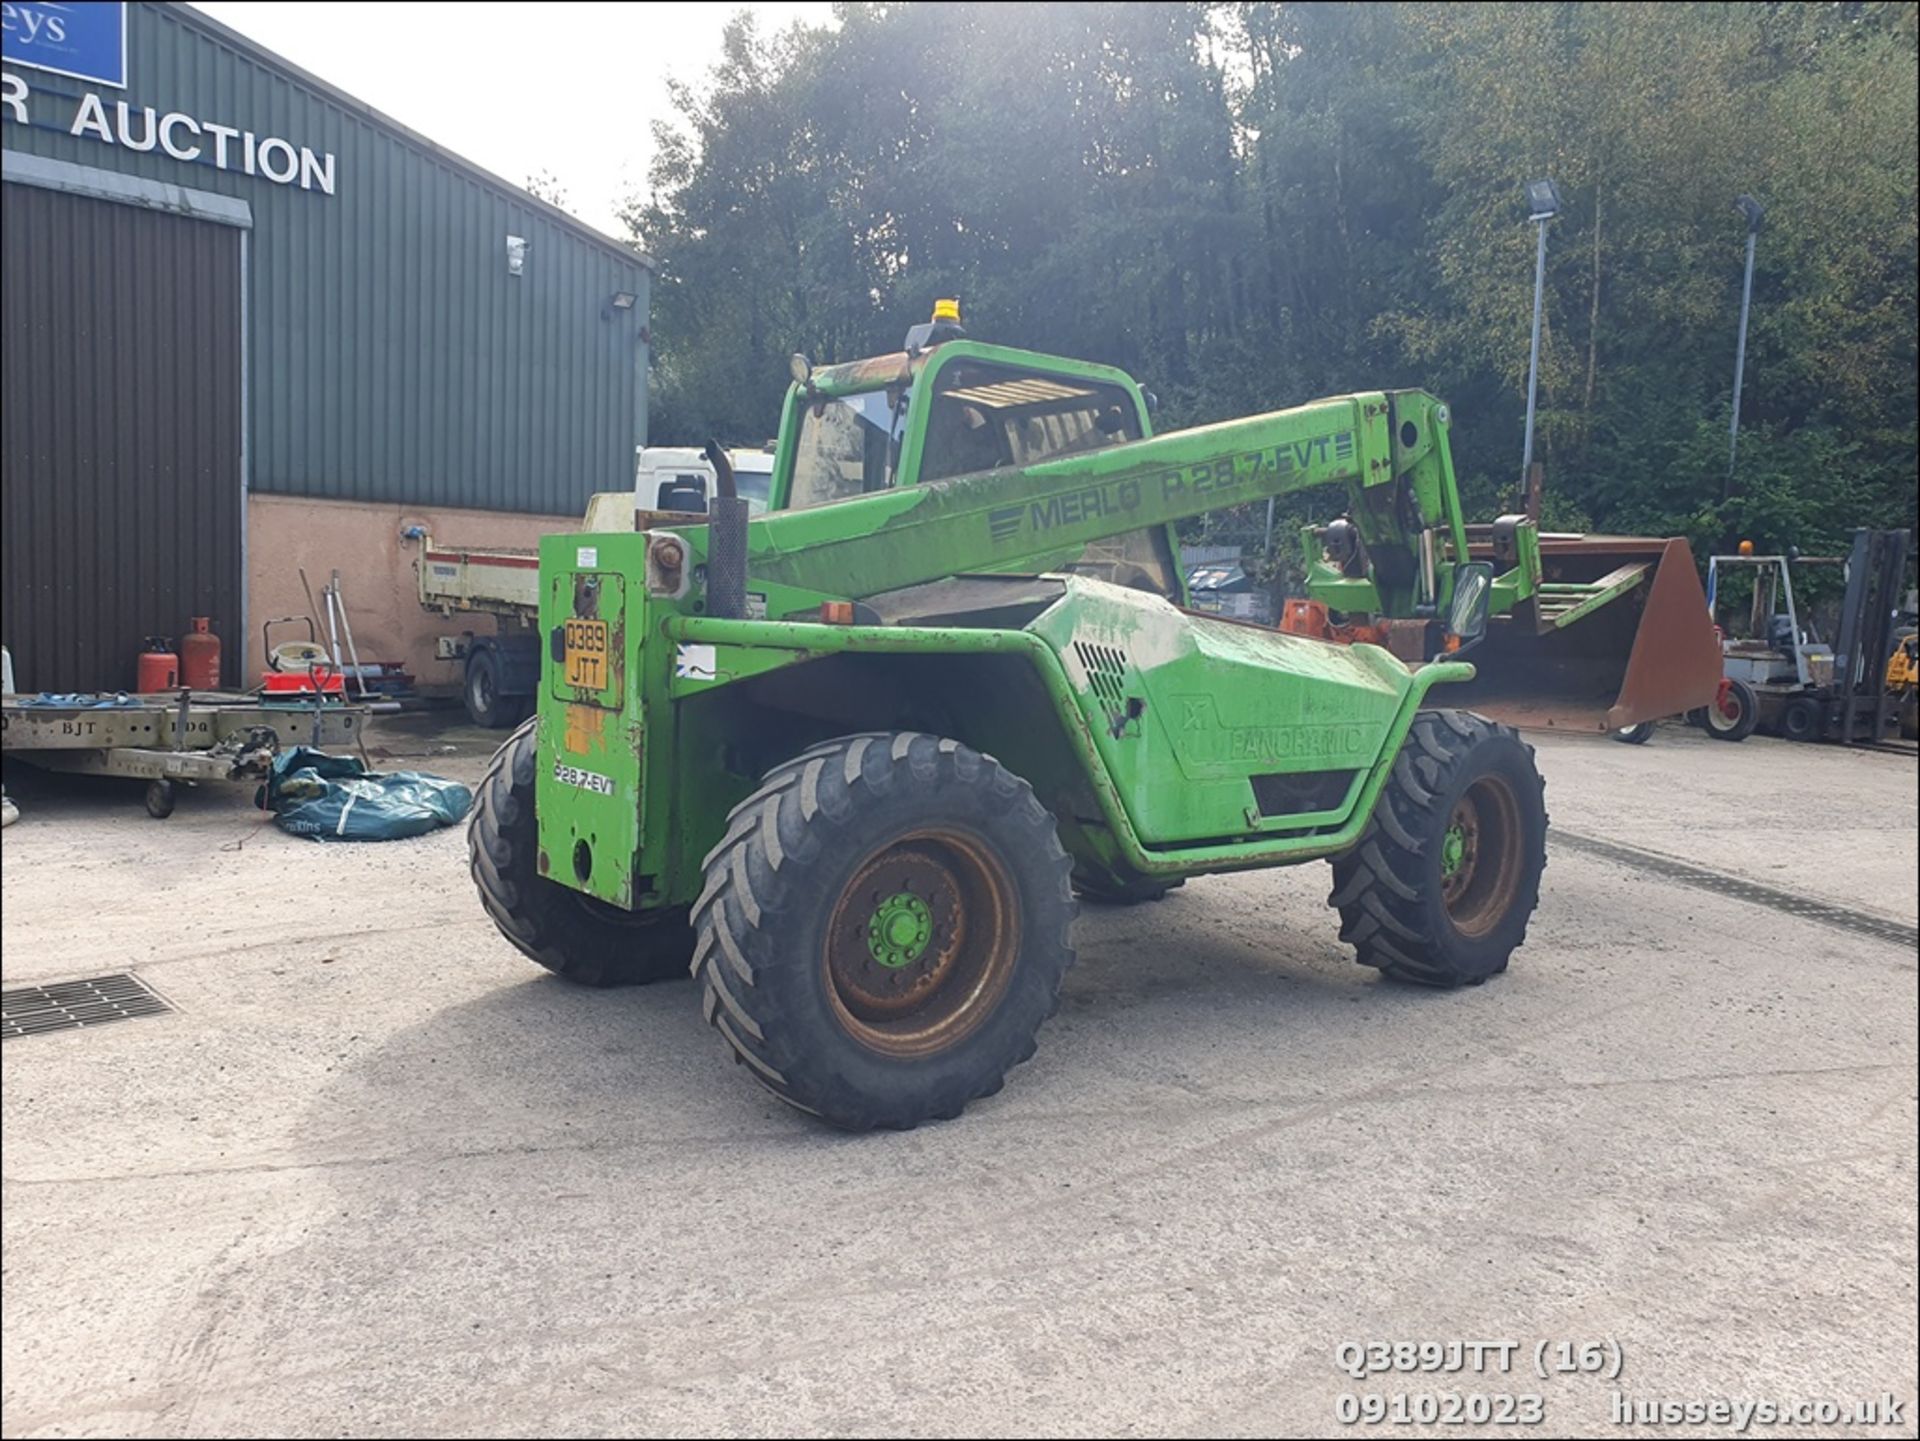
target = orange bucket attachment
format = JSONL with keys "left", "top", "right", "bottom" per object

{"left": 1450, "top": 536, "right": 1723, "bottom": 733}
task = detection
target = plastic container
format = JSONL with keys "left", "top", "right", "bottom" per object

{"left": 137, "top": 638, "right": 179, "bottom": 693}
{"left": 181, "top": 616, "right": 222, "bottom": 691}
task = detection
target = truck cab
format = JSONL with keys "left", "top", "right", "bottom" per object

{"left": 633, "top": 445, "right": 775, "bottom": 516}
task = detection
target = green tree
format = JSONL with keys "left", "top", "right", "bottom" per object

{"left": 629, "top": 1, "right": 1917, "bottom": 566}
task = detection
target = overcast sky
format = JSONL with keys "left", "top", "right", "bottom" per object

{"left": 195, "top": 2, "right": 836, "bottom": 240}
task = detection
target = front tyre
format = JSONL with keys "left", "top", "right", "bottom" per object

{"left": 468, "top": 717, "right": 694, "bottom": 986}
{"left": 692, "top": 732, "right": 1076, "bottom": 1131}
{"left": 1329, "top": 710, "right": 1548, "bottom": 987}
{"left": 1612, "top": 721, "right": 1655, "bottom": 745}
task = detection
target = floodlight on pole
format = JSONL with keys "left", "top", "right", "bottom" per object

{"left": 1728, "top": 194, "right": 1766, "bottom": 484}
{"left": 1520, "top": 178, "right": 1562, "bottom": 487}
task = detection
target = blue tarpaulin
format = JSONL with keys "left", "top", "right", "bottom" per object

{"left": 259, "top": 747, "right": 471, "bottom": 841}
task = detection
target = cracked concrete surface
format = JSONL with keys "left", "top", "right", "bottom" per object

{"left": 2, "top": 718, "right": 1914, "bottom": 1438}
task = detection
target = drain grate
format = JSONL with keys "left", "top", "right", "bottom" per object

{"left": 1, "top": 973, "right": 172, "bottom": 1039}
{"left": 1552, "top": 830, "right": 1918, "bottom": 951}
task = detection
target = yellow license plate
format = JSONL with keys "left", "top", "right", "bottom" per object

{"left": 563, "top": 619, "right": 609, "bottom": 690}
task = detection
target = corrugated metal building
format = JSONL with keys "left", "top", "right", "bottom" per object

{"left": 1, "top": 1, "right": 651, "bottom": 691}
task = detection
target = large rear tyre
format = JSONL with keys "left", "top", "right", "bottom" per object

{"left": 1329, "top": 710, "right": 1547, "bottom": 987}
{"left": 1704, "top": 678, "right": 1760, "bottom": 742}
{"left": 692, "top": 732, "right": 1076, "bottom": 1131}
{"left": 468, "top": 718, "right": 694, "bottom": 986}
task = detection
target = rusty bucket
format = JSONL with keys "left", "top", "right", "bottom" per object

{"left": 1451, "top": 535, "right": 1723, "bottom": 733}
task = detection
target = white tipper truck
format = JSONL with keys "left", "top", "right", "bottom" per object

{"left": 410, "top": 446, "right": 773, "bottom": 726}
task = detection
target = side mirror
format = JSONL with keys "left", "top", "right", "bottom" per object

{"left": 1449, "top": 561, "right": 1495, "bottom": 646}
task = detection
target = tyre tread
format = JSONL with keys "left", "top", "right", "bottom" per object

{"left": 1327, "top": 710, "right": 1548, "bottom": 987}
{"left": 695, "top": 731, "right": 1075, "bottom": 1130}
{"left": 467, "top": 717, "right": 693, "bottom": 987}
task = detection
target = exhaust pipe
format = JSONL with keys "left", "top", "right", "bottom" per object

{"left": 702, "top": 438, "right": 738, "bottom": 501}
{"left": 702, "top": 438, "right": 749, "bottom": 619}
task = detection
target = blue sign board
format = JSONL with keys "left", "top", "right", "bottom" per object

{"left": 1, "top": 2, "right": 127, "bottom": 88}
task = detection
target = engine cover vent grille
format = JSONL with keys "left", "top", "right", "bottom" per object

{"left": 1073, "top": 642, "right": 1130, "bottom": 707}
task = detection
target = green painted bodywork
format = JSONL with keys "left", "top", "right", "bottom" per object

{"left": 1026, "top": 581, "right": 1409, "bottom": 842}
{"left": 533, "top": 338, "right": 1482, "bottom": 913}
{"left": 1538, "top": 567, "right": 1647, "bottom": 628}
{"left": 535, "top": 534, "right": 652, "bottom": 908}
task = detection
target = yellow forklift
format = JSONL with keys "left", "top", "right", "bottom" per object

{"left": 1888, "top": 624, "right": 1917, "bottom": 739}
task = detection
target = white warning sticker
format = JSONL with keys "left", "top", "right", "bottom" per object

{"left": 576, "top": 546, "right": 599, "bottom": 568}
{"left": 674, "top": 643, "right": 717, "bottom": 681}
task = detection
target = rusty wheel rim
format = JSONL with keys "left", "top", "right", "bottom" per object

{"left": 823, "top": 827, "right": 1019, "bottom": 1058}
{"left": 1439, "top": 775, "right": 1523, "bottom": 939}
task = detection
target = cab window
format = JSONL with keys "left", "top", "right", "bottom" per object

{"left": 921, "top": 363, "right": 1177, "bottom": 597}
{"left": 789, "top": 389, "right": 905, "bottom": 508}
{"left": 918, "top": 363, "right": 1141, "bottom": 480}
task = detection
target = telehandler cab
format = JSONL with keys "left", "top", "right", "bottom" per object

{"left": 469, "top": 303, "right": 1719, "bottom": 1130}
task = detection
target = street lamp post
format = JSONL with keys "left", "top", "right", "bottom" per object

{"left": 1727, "top": 194, "right": 1766, "bottom": 485}
{"left": 1520, "top": 178, "right": 1563, "bottom": 493}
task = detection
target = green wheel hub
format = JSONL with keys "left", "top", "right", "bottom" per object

{"left": 867, "top": 891, "right": 933, "bottom": 969}
{"left": 1441, "top": 823, "right": 1467, "bottom": 878}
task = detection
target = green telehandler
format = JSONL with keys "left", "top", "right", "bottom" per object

{"left": 469, "top": 304, "right": 1720, "bottom": 1130}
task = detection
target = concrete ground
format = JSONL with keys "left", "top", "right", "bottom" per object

{"left": 2, "top": 717, "right": 1914, "bottom": 1439}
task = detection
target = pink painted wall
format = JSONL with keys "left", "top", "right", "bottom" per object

{"left": 246, "top": 495, "right": 576, "bottom": 692}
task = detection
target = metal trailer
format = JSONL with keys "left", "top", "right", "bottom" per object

{"left": 407, "top": 533, "right": 546, "bottom": 729}
{"left": 1, "top": 690, "right": 375, "bottom": 818}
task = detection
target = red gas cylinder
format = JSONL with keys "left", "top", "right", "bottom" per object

{"left": 181, "top": 616, "right": 222, "bottom": 691}
{"left": 137, "top": 637, "right": 180, "bottom": 693}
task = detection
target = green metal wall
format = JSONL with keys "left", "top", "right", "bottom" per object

{"left": 0, "top": 2, "right": 650, "bottom": 515}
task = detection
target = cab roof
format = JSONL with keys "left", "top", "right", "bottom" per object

{"left": 809, "top": 340, "right": 1141, "bottom": 400}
